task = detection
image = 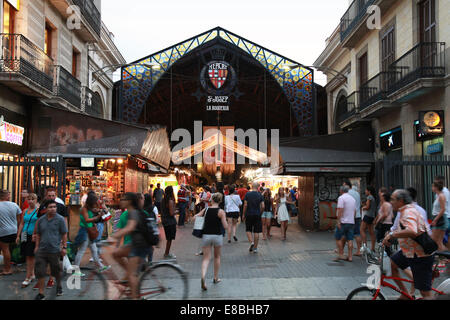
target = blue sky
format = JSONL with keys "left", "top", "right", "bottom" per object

{"left": 102, "top": 0, "right": 351, "bottom": 85}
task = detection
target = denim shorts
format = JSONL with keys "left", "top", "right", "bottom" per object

{"left": 431, "top": 216, "right": 449, "bottom": 231}
{"left": 129, "top": 247, "right": 152, "bottom": 259}
{"left": 353, "top": 218, "right": 361, "bottom": 236}
{"left": 335, "top": 223, "right": 355, "bottom": 241}
{"left": 261, "top": 211, "right": 273, "bottom": 219}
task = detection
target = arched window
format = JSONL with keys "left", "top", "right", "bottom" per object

{"left": 86, "top": 91, "right": 104, "bottom": 118}
{"left": 334, "top": 92, "right": 348, "bottom": 132}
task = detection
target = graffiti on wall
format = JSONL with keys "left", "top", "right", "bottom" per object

{"left": 316, "top": 175, "right": 367, "bottom": 231}
{"left": 319, "top": 201, "right": 337, "bottom": 231}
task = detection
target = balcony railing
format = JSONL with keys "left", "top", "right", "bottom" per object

{"left": 71, "top": 0, "right": 101, "bottom": 36}
{"left": 388, "top": 42, "right": 446, "bottom": 94}
{"left": 82, "top": 86, "right": 103, "bottom": 117}
{"left": 54, "top": 66, "right": 81, "bottom": 108}
{"left": 340, "top": 0, "right": 376, "bottom": 41}
{"left": 359, "top": 71, "right": 394, "bottom": 110}
{"left": 0, "top": 34, "right": 54, "bottom": 92}
{"left": 337, "top": 91, "right": 358, "bottom": 123}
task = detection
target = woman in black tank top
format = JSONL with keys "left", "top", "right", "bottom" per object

{"left": 194, "top": 193, "right": 228, "bottom": 291}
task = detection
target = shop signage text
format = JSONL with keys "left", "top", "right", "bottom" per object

{"left": 427, "top": 143, "right": 443, "bottom": 155}
{"left": 0, "top": 115, "right": 25, "bottom": 146}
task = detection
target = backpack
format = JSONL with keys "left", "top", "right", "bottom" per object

{"left": 137, "top": 208, "right": 160, "bottom": 246}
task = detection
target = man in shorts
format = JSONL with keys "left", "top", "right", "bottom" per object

{"left": 334, "top": 186, "right": 356, "bottom": 262}
{"left": 343, "top": 180, "right": 362, "bottom": 255}
{"left": 0, "top": 190, "right": 22, "bottom": 275}
{"left": 34, "top": 200, "right": 68, "bottom": 300}
{"left": 383, "top": 189, "right": 435, "bottom": 300}
{"left": 243, "top": 182, "right": 265, "bottom": 254}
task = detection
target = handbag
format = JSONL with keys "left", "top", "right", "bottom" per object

{"left": 87, "top": 225, "right": 99, "bottom": 241}
{"left": 400, "top": 212, "right": 438, "bottom": 255}
{"left": 192, "top": 208, "right": 208, "bottom": 238}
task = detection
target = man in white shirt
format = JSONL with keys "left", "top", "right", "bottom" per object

{"left": 343, "top": 180, "right": 362, "bottom": 256}
{"left": 334, "top": 186, "right": 356, "bottom": 262}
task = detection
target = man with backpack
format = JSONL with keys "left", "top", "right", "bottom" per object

{"left": 108, "top": 193, "right": 159, "bottom": 299}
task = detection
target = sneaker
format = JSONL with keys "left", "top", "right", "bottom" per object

{"left": 56, "top": 287, "right": 63, "bottom": 296}
{"left": 249, "top": 243, "right": 254, "bottom": 252}
{"left": 46, "top": 278, "right": 55, "bottom": 289}
{"left": 253, "top": 248, "right": 259, "bottom": 254}
{"left": 89, "top": 258, "right": 103, "bottom": 263}
{"left": 98, "top": 265, "right": 111, "bottom": 273}
{"left": 72, "top": 272, "right": 86, "bottom": 277}
{"left": 34, "top": 293, "right": 45, "bottom": 300}
{"left": 164, "top": 253, "right": 176, "bottom": 259}
{"left": 22, "top": 279, "right": 31, "bottom": 288}
{"left": 33, "top": 282, "right": 40, "bottom": 290}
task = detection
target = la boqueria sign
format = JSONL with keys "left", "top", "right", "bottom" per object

{"left": 0, "top": 115, "right": 25, "bottom": 146}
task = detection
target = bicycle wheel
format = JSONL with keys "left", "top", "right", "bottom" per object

{"left": 346, "top": 286, "right": 385, "bottom": 300}
{"left": 139, "top": 263, "right": 188, "bottom": 300}
{"left": 74, "top": 271, "right": 109, "bottom": 300}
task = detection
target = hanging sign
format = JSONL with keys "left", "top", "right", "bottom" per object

{"left": 0, "top": 115, "right": 25, "bottom": 146}
{"left": 379, "top": 126, "right": 402, "bottom": 152}
{"left": 419, "top": 110, "right": 444, "bottom": 137}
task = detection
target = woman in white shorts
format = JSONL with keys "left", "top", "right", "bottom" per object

{"left": 194, "top": 193, "right": 228, "bottom": 291}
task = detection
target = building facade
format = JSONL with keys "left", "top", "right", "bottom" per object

{"left": 0, "top": 0, "right": 126, "bottom": 200}
{"left": 0, "top": 0, "right": 125, "bottom": 120}
{"left": 314, "top": 0, "right": 449, "bottom": 213}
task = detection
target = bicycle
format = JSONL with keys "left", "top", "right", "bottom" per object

{"left": 347, "top": 244, "right": 450, "bottom": 300}
{"left": 74, "top": 241, "right": 188, "bottom": 300}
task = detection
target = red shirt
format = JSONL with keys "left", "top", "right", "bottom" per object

{"left": 237, "top": 188, "right": 248, "bottom": 201}
{"left": 21, "top": 200, "right": 29, "bottom": 211}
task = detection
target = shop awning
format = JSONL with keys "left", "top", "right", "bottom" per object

{"left": 29, "top": 104, "right": 171, "bottom": 170}
{"left": 272, "top": 126, "right": 375, "bottom": 174}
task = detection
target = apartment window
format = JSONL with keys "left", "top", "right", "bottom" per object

{"left": 419, "top": 0, "right": 436, "bottom": 42}
{"left": 359, "top": 53, "right": 368, "bottom": 87}
{"left": 44, "top": 23, "right": 53, "bottom": 56}
{"left": 381, "top": 26, "right": 395, "bottom": 71}
{"left": 3, "top": 1, "right": 16, "bottom": 34}
{"left": 72, "top": 48, "right": 80, "bottom": 79}
{"left": 419, "top": 0, "right": 437, "bottom": 68}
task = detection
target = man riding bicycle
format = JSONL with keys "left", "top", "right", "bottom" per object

{"left": 382, "top": 189, "right": 435, "bottom": 300}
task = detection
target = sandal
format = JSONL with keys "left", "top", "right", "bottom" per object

{"left": 201, "top": 278, "right": 207, "bottom": 291}
{"left": 213, "top": 278, "right": 222, "bottom": 284}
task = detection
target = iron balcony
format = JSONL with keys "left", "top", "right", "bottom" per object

{"left": 0, "top": 33, "right": 54, "bottom": 96}
{"left": 54, "top": 65, "right": 82, "bottom": 109}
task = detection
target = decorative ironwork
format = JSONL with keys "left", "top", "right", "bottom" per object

{"left": 340, "top": 0, "right": 376, "bottom": 41}
{"left": 82, "top": 86, "right": 103, "bottom": 117}
{"left": 120, "top": 27, "right": 314, "bottom": 136}
{"left": 388, "top": 42, "right": 446, "bottom": 94}
{"left": 0, "top": 33, "right": 54, "bottom": 92}
{"left": 71, "top": 0, "right": 101, "bottom": 36}
{"left": 337, "top": 91, "right": 358, "bottom": 124}
{"left": 359, "top": 71, "right": 393, "bottom": 110}
{"left": 54, "top": 65, "right": 81, "bottom": 108}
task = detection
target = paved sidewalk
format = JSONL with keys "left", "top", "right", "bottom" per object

{"left": 0, "top": 218, "right": 377, "bottom": 300}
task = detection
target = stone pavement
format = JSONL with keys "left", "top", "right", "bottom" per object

{"left": 0, "top": 218, "right": 446, "bottom": 300}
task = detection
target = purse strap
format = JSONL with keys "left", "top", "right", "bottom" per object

{"left": 24, "top": 208, "right": 37, "bottom": 235}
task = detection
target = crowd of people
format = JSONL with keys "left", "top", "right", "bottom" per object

{"left": 2, "top": 176, "right": 447, "bottom": 300}
{"left": 0, "top": 181, "right": 300, "bottom": 298}
{"left": 334, "top": 176, "right": 450, "bottom": 299}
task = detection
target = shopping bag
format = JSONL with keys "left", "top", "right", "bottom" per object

{"left": 63, "top": 255, "right": 74, "bottom": 273}
{"left": 192, "top": 208, "right": 208, "bottom": 238}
